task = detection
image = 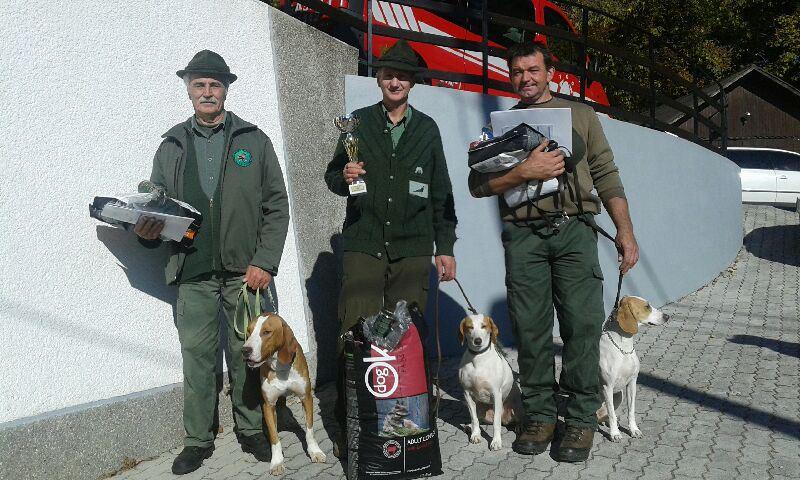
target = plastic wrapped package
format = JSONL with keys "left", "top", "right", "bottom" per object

{"left": 89, "top": 181, "right": 202, "bottom": 243}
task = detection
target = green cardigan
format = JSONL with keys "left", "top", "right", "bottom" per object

{"left": 325, "top": 103, "right": 457, "bottom": 259}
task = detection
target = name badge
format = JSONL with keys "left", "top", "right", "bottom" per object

{"left": 409, "top": 181, "right": 428, "bottom": 198}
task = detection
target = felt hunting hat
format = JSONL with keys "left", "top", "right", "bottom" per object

{"left": 176, "top": 50, "right": 237, "bottom": 83}
{"left": 372, "top": 40, "right": 424, "bottom": 73}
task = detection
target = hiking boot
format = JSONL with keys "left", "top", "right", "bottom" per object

{"left": 512, "top": 421, "right": 556, "bottom": 455}
{"left": 332, "top": 431, "right": 348, "bottom": 459}
{"left": 240, "top": 433, "right": 270, "bottom": 462}
{"left": 171, "top": 446, "right": 214, "bottom": 475}
{"left": 555, "top": 425, "right": 594, "bottom": 462}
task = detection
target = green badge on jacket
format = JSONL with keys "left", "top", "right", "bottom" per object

{"left": 233, "top": 149, "right": 252, "bottom": 167}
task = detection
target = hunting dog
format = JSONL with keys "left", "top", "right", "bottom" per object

{"left": 458, "top": 314, "right": 522, "bottom": 450}
{"left": 597, "top": 296, "right": 668, "bottom": 441}
{"left": 242, "top": 313, "right": 326, "bottom": 475}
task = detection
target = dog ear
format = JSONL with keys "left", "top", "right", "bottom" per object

{"left": 617, "top": 300, "right": 639, "bottom": 335}
{"left": 486, "top": 316, "right": 499, "bottom": 345}
{"left": 277, "top": 316, "right": 297, "bottom": 363}
{"left": 458, "top": 318, "right": 468, "bottom": 345}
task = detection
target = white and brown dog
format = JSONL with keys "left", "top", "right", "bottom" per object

{"left": 598, "top": 296, "right": 668, "bottom": 441}
{"left": 458, "top": 314, "right": 522, "bottom": 450}
{"left": 242, "top": 313, "right": 326, "bottom": 475}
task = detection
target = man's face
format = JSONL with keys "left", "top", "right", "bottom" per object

{"left": 377, "top": 68, "right": 414, "bottom": 105}
{"left": 187, "top": 75, "right": 227, "bottom": 118}
{"left": 509, "top": 52, "right": 554, "bottom": 104}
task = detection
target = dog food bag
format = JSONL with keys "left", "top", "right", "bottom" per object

{"left": 344, "top": 301, "right": 442, "bottom": 479}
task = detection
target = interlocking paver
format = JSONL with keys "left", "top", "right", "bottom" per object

{"left": 109, "top": 206, "right": 800, "bottom": 479}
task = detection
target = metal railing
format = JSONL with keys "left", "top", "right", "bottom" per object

{"left": 272, "top": 0, "right": 727, "bottom": 152}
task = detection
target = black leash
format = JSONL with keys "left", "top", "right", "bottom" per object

{"left": 433, "top": 276, "right": 442, "bottom": 417}
{"left": 432, "top": 275, "right": 479, "bottom": 417}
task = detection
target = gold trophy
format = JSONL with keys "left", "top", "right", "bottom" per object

{"left": 334, "top": 114, "right": 367, "bottom": 196}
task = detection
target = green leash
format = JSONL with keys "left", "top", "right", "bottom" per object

{"left": 233, "top": 284, "right": 278, "bottom": 340}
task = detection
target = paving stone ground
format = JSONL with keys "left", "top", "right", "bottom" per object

{"left": 110, "top": 205, "right": 800, "bottom": 479}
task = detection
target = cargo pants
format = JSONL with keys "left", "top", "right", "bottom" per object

{"left": 503, "top": 216, "right": 605, "bottom": 429}
{"left": 334, "top": 251, "right": 431, "bottom": 428}
{"left": 176, "top": 272, "right": 265, "bottom": 447}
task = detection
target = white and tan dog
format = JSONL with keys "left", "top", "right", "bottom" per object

{"left": 458, "top": 314, "right": 522, "bottom": 450}
{"left": 242, "top": 313, "right": 326, "bottom": 475}
{"left": 598, "top": 296, "right": 668, "bottom": 441}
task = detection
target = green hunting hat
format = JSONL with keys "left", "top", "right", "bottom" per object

{"left": 372, "top": 40, "right": 424, "bottom": 73}
{"left": 176, "top": 50, "right": 237, "bottom": 83}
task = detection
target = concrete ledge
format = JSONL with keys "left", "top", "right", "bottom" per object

{"left": 0, "top": 384, "right": 187, "bottom": 480}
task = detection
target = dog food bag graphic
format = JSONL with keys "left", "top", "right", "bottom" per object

{"left": 344, "top": 301, "right": 442, "bottom": 480}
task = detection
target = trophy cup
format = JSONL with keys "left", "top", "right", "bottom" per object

{"left": 334, "top": 114, "right": 367, "bottom": 196}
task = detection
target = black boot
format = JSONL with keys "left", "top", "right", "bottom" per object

{"left": 555, "top": 425, "right": 594, "bottom": 462}
{"left": 171, "top": 446, "right": 214, "bottom": 475}
{"left": 240, "top": 433, "right": 271, "bottom": 462}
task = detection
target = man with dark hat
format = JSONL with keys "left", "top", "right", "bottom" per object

{"left": 134, "top": 50, "right": 290, "bottom": 475}
{"left": 324, "top": 39, "right": 458, "bottom": 457}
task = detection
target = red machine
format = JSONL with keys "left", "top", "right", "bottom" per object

{"left": 283, "top": 0, "right": 610, "bottom": 105}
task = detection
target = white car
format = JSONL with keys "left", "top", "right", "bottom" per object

{"left": 727, "top": 147, "right": 800, "bottom": 211}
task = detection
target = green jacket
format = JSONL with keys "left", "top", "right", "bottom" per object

{"left": 325, "top": 103, "right": 457, "bottom": 259}
{"left": 148, "top": 111, "right": 290, "bottom": 285}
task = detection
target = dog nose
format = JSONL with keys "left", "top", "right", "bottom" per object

{"left": 662, "top": 313, "right": 670, "bottom": 322}
{"left": 474, "top": 338, "right": 482, "bottom": 346}
{"left": 241, "top": 346, "right": 253, "bottom": 357}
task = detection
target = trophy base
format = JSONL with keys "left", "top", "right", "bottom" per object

{"left": 349, "top": 181, "right": 367, "bottom": 196}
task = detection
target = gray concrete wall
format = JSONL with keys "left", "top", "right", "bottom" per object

{"left": 268, "top": 9, "right": 359, "bottom": 385}
{"left": 0, "top": 5, "right": 357, "bottom": 480}
{"left": 344, "top": 75, "right": 743, "bottom": 356}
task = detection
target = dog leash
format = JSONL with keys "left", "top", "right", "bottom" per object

{"left": 453, "top": 277, "right": 478, "bottom": 315}
{"left": 233, "top": 283, "right": 278, "bottom": 340}
{"left": 433, "top": 274, "right": 445, "bottom": 418}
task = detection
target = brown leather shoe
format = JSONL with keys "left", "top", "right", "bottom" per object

{"left": 555, "top": 425, "right": 594, "bottom": 462}
{"left": 512, "top": 421, "right": 556, "bottom": 455}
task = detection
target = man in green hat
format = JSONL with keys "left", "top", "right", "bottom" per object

{"left": 134, "top": 49, "right": 290, "bottom": 474}
{"left": 324, "top": 39, "right": 458, "bottom": 457}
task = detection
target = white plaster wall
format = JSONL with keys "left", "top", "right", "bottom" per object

{"left": 0, "top": 0, "right": 308, "bottom": 423}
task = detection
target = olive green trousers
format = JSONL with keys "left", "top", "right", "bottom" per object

{"left": 176, "top": 273, "right": 264, "bottom": 447}
{"left": 503, "top": 217, "right": 605, "bottom": 429}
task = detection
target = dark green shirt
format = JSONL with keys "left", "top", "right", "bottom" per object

{"left": 191, "top": 113, "right": 226, "bottom": 198}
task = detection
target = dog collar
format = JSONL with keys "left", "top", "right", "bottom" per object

{"left": 467, "top": 343, "right": 492, "bottom": 355}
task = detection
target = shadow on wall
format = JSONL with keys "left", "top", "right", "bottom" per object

{"left": 96, "top": 225, "right": 177, "bottom": 306}
{"left": 744, "top": 224, "right": 800, "bottom": 267}
{"left": 423, "top": 271, "right": 515, "bottom": 357}
{"left": 306, "top": 234, "right": 344, "bottom": 387}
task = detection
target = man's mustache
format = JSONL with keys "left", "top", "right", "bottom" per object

{"left": 199, "top": 98, "right": 218, "bottom": 104}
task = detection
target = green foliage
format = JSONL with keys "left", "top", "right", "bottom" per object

{"left": 552, "top": 0, "right": 799, "bottom": 111}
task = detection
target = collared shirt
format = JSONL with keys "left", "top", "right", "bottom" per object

{"left": 191, "top": 112, "right": 227, "bottom": 198}
{"left": 381, "top": 103, "right": 412, "bottom": 149}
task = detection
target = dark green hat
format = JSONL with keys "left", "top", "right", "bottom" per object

{"left": 372, "top": 40, "right": 424, "bottom": 73}
{"left": 176, "top": 50, "right": 237, "bottom": 83}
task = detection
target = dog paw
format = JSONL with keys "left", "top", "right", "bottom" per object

{"left": 309, "top": 450, "right": 327, "bottom": 463}
{"left": 469, "top": 433, "right": 482, "bottom": 444}
{"left": 630, "top": 427, "right": 643, "bottom": 438}
{"left": 270, "top": 462, "right": 285, "bottom": 476}
{"left": 490, "top": 438, "right": 502, "bottom": 451}
{"left": 609, "top": 431, "right": 623, "bottom": 442}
